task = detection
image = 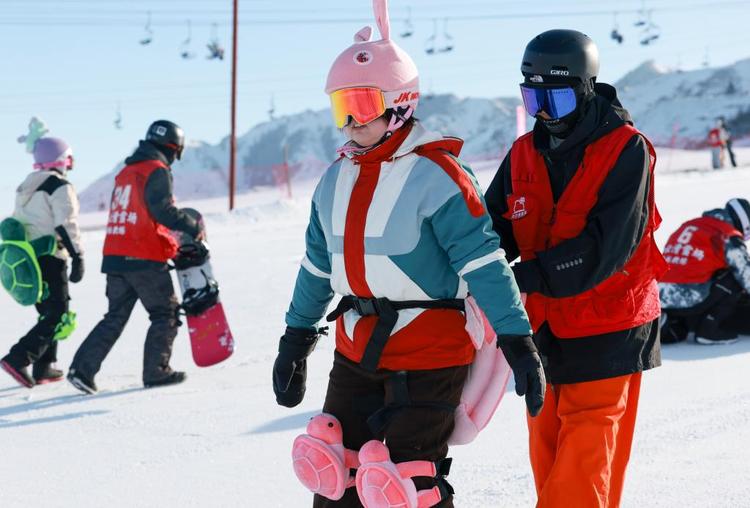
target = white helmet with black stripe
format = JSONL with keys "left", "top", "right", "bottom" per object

{"left": 726, "top": 198, "right": 750, "bottom": 240}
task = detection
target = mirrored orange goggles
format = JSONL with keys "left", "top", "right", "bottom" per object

{"left": 329, "top": 87, "right": 387, "bottom": 128}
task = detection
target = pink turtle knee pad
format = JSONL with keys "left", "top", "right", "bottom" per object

{"left": 291, "top": 413, "right": 360, "bottom": 500}
{"left": 355, "top": 440, "right": 444, "bottom": 508}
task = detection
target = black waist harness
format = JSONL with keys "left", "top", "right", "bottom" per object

{"left": 325, "top": 295, "right": 465, "bottom": 372}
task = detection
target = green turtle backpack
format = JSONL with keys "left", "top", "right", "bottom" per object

{"left": 0, "top": 217, "right": 56, "bottom": 306}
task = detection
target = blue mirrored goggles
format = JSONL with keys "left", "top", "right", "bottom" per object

{"left": 519, "top": 84, "right": 578, "bottom": 119}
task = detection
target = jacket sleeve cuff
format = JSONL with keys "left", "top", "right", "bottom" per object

{"left": 511, "top": 260, "right": 544, "bottom": 294}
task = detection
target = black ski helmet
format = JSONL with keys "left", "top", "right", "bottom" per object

{"left": 521, "top": 29, "right": 600, "bottom": 88}
{"left": 726, "top": 198, "right": 750, "bottom": 239}
{"left": 146, "top": 120, "right": 185, "bottom": 159}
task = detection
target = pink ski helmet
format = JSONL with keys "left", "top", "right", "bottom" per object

{"left": 325, "top": 0, "right": 419, "bottom": 132}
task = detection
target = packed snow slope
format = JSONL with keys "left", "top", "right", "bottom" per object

{"left": 1, "top": 149, "right": 750, "bottom": 507}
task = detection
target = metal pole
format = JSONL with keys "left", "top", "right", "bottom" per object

{"left": 229, "top": 0, "right": 238, "bottom": 211}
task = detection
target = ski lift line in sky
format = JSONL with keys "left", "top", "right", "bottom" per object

{"left": 0, "top": 0, "right": 715, "bottom": 8}
{"left": 1, "top": 0, "right": 747, "bottom": 26}
{"left": 2, "top": 27, "right": 749, "bottom": 106}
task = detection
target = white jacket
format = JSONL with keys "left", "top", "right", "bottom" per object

{"left": 13, "top": 169, "right": 83, "bottom": 260}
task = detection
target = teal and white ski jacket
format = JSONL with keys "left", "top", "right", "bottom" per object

{"left": 285, "top": 122, "right": 530, "bottom": 370}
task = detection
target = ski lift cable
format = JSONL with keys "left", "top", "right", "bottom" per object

{"left": 2, "top": 1, "right": 748, "bottom": 26}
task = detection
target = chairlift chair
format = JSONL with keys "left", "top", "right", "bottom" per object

{"left": 639, "top": 11, "right": 660, "bottom": 46}
{"left": 139, "top": 11, "right": 153, "bottom": 45}
{"left": 181, "top": 20, "right": 196, "bottom": 59}
{"left": 400, "top": 7, "right": 414, "bottom": 38}
{"left": 438, "top": 19, "right": 454, "bottom": 53}
{"left": 206, "top": 23, "right": 225, "bottom": 60}
{"left": 610, "top": 13, "right": 624, "bottom": 44}
{"left": 268, "top": 95, "right": 276, "bottom": 121}
{"left": 634, "top": 0, "right": 648, "bottom": 27}
{"left": 424, "top": 19, "right": 437, "bottom": 55}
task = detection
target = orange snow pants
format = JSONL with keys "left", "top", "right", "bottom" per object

{"left": 527, "top": 372, "right": 642, "bottom": 508}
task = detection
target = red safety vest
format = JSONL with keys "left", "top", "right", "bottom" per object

{"left": 660, "top": 216, "right": 740, "bottom": 284}
{"left": 707, "top": 128, "right": 723, "bottom": 147}
{"left": 504, "top": 125, "right": 667, "bottom": 338}
{"left": 102, "top": 160, "right": 178, "bottom": 262}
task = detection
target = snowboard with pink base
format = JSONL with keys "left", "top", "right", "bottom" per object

{"left": 173, "top": 208, "right": 234, "bottom": 367}
{"left": 185, "top": 302, "right": 234, "bottom": 367}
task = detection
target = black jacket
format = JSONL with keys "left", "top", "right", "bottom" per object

{"left": 485, "top": 83, "right": 661, "bottom": 384}
{"left": 101, "top": 141, "right": 200, "bottom": 273}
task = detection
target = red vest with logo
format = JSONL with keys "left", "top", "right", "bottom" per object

{"left": 504, "top": 125, "right": 668, "bottom": 338}
{"left": 660, "top": 217, "right": 740, "bottom": 284}
{"left": 102, "top": 160, "right": 178, "bottom": 262}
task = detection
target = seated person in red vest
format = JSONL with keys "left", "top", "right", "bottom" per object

{"left": 67, "top": 120, "right": 203, "bottom": 394}
{"left": 485, "top": 30, "right": 667, "bottom": 508}
{"left": 659, "top": 198, "right": 750, "bottom": 345}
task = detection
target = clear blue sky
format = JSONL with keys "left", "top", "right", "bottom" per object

{"left": 1, "top": 0, "right": 749, "bottom": 205}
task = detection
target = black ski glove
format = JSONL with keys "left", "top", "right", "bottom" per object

{"left": 55, "top": 225, "right": 84, "bottom": 283}
{"left": 69, "top": 256, "right": 85, "bottom": 284}
{"left": 272, "top": 326, "right": 326, "bottom": 408}
{"left": 497, "top": 334, "right": 546, "bottom": 417}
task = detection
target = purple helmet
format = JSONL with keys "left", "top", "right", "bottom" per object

{"left": 32, "top": 137, "right": 73, "bottom": 170}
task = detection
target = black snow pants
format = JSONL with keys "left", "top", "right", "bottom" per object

{"left": 70, "top": 269, "right": 180, "bottom": 383}
{"left": 5, "top": 256, "right": 68, "bottom": 368}
{"left": 662, "top": 271, "right": 750, "bottom": 341}
{"left": 312, "top": 352, "right": 469, "bottom": 508}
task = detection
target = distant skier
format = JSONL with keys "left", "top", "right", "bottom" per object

{"left": 273, "top": 1, "right": 541, "bottom": 506}
{"left": 660, "top": 198, "right": 750, "bottom": 344}
{"left": 707, "top": 119, "right": 727, "bottom": 169}
{"left": 1, "top": 118, "right": 84, "bottom": 388}
{"left": 720, "top": 117, "right": 738, "bottom": 168}
{"left": 67, "top": 120, "right": 203, "bottom": 394}
{"left": 485, "top": 30, "right": 667, "bottom": 507}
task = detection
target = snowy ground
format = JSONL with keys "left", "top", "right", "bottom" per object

{"left": 1, "top": 148, "right": 750, "bottom": 507}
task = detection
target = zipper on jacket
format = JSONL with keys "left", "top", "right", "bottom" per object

{"left": 545, "top": 205, "right": 557, "bottom": 250}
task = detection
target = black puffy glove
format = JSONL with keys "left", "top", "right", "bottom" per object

{"left": 497, "top": 334, "right": 546, "bottom": 416}
{"left": 69, "top": 256, "right": 85, "bottom": 284}
{"left": 272, "top": 326, "right": 326, "bottom": 408}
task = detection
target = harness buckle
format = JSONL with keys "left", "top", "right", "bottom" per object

{"left": 353, "top": 298, "right": 379, "bottom": 316}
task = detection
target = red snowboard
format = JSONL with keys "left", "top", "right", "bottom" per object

{"left": 173, "top": 208, "right": 234, "bottom": 367}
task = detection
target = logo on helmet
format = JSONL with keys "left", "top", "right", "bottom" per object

{"left": 154, "top": 126, "right": 167, "bottom": 136}
{"left": 353, "top": 50, "right": 373, "bottom": 66}
{"left": 550, "top": 69, "right": 570, "bottom": 76}
{"left": 393, "top": 91, "right": 419, "bottom": 104}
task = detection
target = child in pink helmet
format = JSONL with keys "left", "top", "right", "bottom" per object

{"left": 273, "top": 2, "right": 543, "bottom": 506}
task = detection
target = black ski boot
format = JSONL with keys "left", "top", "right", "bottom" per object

{"left": 33, "top": 363, "right": 64, "bottom": 385}
{"left": 695, "top": 314, "right": 739, "bottom": 345}
{"left": 144, "top": 371, "right": 186, "bottom": 388}
{"left": 67, "top": 368, "right": 98, "bottom": 394}
{"left": 659, "top": 313, "right": 689, "bottom": 344}
{"left": 0, "top": 356, "right": 35, "bottom": 388}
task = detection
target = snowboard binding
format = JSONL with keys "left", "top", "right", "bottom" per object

{"left": 180, "top": 270, "right": 219, "bottom": 316}
{"left": 174, "top": 241, "right": 210, "bottom": 270}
